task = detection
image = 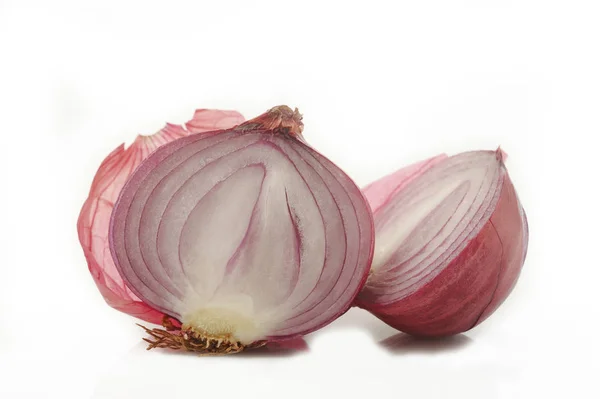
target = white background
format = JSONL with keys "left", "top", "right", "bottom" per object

{"left": 1, "top": 1, "right": 598, "bottom": 398}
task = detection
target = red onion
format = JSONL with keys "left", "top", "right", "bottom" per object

{"left": 103, "top": 106, "right": 373, "bottom": 354}
{"left": 78, "top": 109, "right": 245, "bottom": 325}
{"left": 355, "top": 149, "right": 528, "bottom": 337}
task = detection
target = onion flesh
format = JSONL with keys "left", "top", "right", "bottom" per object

{"left": 356, "top": 149, "right": 528, "bottom": 337}
{"left": 108, "top": 106, "right": 374, "bottom": 347}
{"left": 77, "top": 109, "right": 245, "bottom": 324}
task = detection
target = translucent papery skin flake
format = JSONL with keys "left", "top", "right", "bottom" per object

{"left": 77, "top": 110, "right": 245, "bottom": 324}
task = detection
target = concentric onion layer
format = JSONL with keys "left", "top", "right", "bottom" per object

{"left": 109, "top": 130, "right": 373, "bottom": 343}
{"left": 356, "top": 150, "right": 528, "bottom": 337}
{"left": 77, "top": 109, "right": 245, "bottom": 325}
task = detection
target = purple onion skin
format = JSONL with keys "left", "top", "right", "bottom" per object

{"left": 356, "top": 165, "right": 528, "bottom": 337}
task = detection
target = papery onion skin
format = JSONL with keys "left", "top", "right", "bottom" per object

{"left": 108, "top": 105, "right": 374, "bottom": 349}
{"left": 77, "top": 109, "right": 245, "bottom": 324}
{"left": 356, "top": 150, "right": 528, "bottom": 337}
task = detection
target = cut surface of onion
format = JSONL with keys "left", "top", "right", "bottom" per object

{"left": 77, "top": 109, "right": 245, "bottom": 325}
{"left": 356, "top": 149, "right": 528, "bottom": 337}
{"left": 109, "top": 106, "right": 374, "bottom": 351}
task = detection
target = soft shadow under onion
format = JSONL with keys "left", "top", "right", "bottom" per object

{"left": 379, "top": 333, "right": 473, "bottom": 354}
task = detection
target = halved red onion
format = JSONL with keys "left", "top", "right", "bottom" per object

{"left": 78, "top": 109, "right": 245, "bottom": 325}
{"left": 108, "top": 106, "right": 374, "bottom": 352}
{"left": 356, "top": 149, "right": 528, "bottom": 337}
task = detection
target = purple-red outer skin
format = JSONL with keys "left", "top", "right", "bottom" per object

{"left": 357, "top": 168, "right": 528, "bottom": 337}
